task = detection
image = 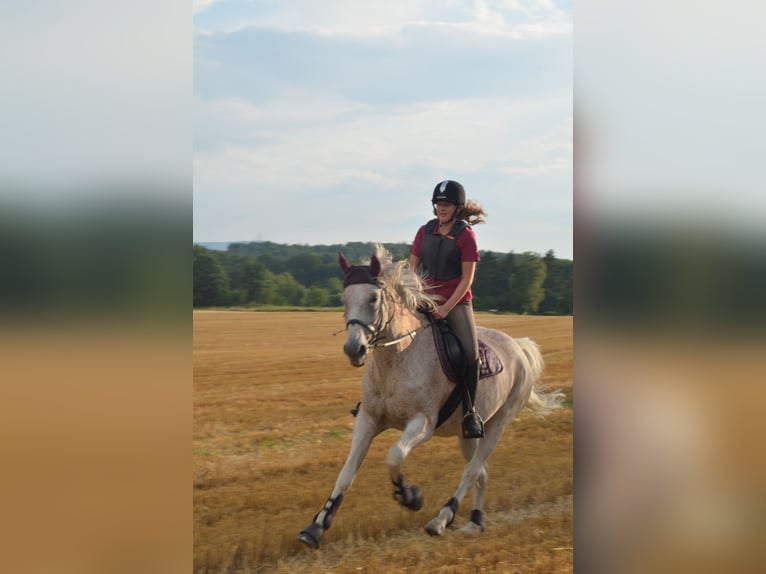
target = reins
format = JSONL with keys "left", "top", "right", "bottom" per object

{"left": 372, "top": 324, "right": 428, "bottom": 348}
{"left": 336, "top": 284, "right": 428, "bottom": 349}
{"left": 337, "top": 252, "right": 434, "bottom": 352}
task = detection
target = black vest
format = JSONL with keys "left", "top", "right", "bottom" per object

{"left": 420, "top": 219, "right": 469, "bottom": 281}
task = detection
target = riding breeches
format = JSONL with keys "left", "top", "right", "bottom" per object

{"left": 445, "top": 301, "right": 478, "bottom": 365}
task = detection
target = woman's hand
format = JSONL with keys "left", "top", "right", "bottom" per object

{"left": 433, "top": 304, "right": 451, "bottom": 320}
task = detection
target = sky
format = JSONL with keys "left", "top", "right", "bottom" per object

{"left": 193, "top": 0, "right": 573, "bottom": 259}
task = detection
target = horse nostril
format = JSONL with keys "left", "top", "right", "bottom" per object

{"left": 358, "top": 345, "right": 366, "bottom": 356}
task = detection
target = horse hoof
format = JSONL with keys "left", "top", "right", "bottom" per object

{"left": 297, "top": 523, "right": 323, "bottom": 549}
{"left": 458, "top": 521, "right": 483, "bottom": 535}
{"left": 394, "top": 483, "right": 424, "bottom": 511}
{"left": 424, "top": 518, "right": 445, "bottom": 537}
{"left": 406, "top": 486, "right": 424, "bottom": 511}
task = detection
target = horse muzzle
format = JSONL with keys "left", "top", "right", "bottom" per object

{"left": 343, "top": 340, "right": 368, "bottom": 367}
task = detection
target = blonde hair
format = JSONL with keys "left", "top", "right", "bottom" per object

{"left": 372, "top": 244, "right": 437, "bottom": 312}
{"left": 432, "top": 200, "right": 487, "bottom": 226}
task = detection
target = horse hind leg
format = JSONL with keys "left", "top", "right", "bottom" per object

{"left": 424, "top": 418, "right": 502, "bottom": 537}
{"left": 454, "top": 436, "right": 488, "bottom": 535}
{"left": 459, "top": 462, "right": 487, "bottom": 534}
{"left": 386, "top": 414, "right": 432, "bottom": 511}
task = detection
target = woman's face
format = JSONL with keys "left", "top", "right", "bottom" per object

{"left": 435, "top": 201, "right": 458, "bottom": 223}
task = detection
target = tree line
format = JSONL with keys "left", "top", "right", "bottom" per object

{"left": 193, "top": 241, "right": 572, "bottom": 315}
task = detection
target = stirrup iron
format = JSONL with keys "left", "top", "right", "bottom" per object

{"left": 462, "top": 409, "right": 484, "bottom": 439}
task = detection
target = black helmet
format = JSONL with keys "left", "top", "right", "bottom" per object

{"left": 432, "top": 180, "right": 465, "bottom": 206}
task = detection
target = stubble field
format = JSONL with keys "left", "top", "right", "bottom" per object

{"left": 194, "top": 310, "right": 573, "bottom": 573}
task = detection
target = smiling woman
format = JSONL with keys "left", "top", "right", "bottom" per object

{"left": 408, "top": 180, "right": 487, "bottom": 437}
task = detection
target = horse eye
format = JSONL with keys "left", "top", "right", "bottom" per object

{"left": 370, "top": 294, "right": 378, "bottom": 304}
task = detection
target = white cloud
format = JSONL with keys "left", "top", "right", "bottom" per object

{"left": 195, "top": 94, "right": 570, "bottom": 189}
{"left": 193, "top": 0, "right": 222, "bottom": 14}
{"left": 194, "top": 91, "right": 572, "bottom": 257}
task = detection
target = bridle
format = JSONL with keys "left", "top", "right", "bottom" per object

{"left": 344, "top": 291, "right": 391, "bottom": 347}
{"left": 341, "top": 265, "right": 425, "bottom": 349}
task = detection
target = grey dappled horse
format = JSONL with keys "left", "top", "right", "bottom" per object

{"left": 298, "top": 246, "right": 562, "bottom": 548}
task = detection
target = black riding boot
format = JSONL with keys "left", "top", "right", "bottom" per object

{"left": 462, "top": 358, "right": 484, "bottom": 439}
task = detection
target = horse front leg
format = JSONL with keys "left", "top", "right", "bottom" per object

{"left": 298, "top": 412, "right": 380, "bottom": 549}
{"left": 387, "top": 414, "right": 432, "bottom": 511}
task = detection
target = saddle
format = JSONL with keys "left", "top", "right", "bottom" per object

{"left": 422, "top": 311, "right": 504, "bottom": 383}
{"left": 420, "top": 311, "right": 503, "bottom": 428}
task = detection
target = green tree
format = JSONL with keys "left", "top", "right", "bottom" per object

{"left": 539, "top": 250, "right": 573, "bottom": 315}
{"left": 257, "top": 253, "right": 284, "bottom": 275}
{"left": 302, "top": 286, "right": 330, "bottom": 307}
{"left": 472, "top": 251, "right": 503, "bottom": 310}
{"left": 284, "top": 252, "right": 326, "bottom": 286}
{"left": 193, "top": 246, "right": 230, "bottom": 307}
{"left": 325, "top": 276, "right": 344, "bottom": 307}
{"left": 273, "top": 272, "right": 305, "bottom": 305}
{"left": 253, "top": 272, "right": 280, "bottom": 305}
{"left": 508, "top": 252, "right": 547, "bottom": 314}
{"left": 241, "top": 260, "right": 271, "bottom": 303}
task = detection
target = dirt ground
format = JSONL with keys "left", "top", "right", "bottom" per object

{"left": 194, "top": 310, "right": 572, "bottom": 573}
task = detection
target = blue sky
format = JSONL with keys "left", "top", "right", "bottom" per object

{"left": 193, "top": 1, "right": 572, "bottom": 259}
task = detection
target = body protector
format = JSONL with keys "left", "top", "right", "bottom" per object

{"left": 420, "top": 218, "right": 469, "bottom": 281}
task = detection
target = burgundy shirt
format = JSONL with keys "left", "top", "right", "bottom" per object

{"left": 410, "top": 222, "right": 480, "bottom": 304}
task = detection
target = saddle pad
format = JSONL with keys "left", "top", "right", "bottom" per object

{"left": 424, "top": 310, "right": 504, "bottom": 382}
{"left": 478, "top": 340, "right": 503, "bottom": 379}
{"left": 434, "top": 337, "right": 504, "bottom": 429}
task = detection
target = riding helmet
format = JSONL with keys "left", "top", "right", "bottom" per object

{"left": 431, "top": 180, "right": 465, "bottom": 206}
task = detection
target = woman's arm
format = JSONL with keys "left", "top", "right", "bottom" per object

{"left": 433, "top": 261, "right": 476, "bottom": 320}
{"left": 408, "top": 253, "right": 420, "bottom": 271}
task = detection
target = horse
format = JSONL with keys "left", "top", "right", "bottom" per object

{"left": 298, "top": 245, "right": 563, "bottom": 548}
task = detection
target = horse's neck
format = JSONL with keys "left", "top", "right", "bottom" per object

{"left": 383, "top": 298, "right": 421, "bottom": 342}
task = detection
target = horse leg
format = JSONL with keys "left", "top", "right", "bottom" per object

{"left": 386, "top": 414, "right": 432, "bottom": 511}
{"left": 298, "top": 413, "right": 380, "bottom": 549}
{"left": 456, "top": 436, "right": 488, "bottom": 535}
{"left": 424, "top": 417, "right": 504, "bottom": 536}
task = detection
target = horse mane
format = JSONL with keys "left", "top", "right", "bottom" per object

{"left": 372, "top": 244, "right": 437, "bottom": 314}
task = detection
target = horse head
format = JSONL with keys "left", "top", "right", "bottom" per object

{"left": 338, "top": 252, "right": 384, "bottom": 366}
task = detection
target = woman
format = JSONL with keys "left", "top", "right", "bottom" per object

{"left": 409, "top": 179, "right": 487, "bottom": 439}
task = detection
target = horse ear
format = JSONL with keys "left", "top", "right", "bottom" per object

{"left": 369, "top": 253, "right": 381, "bottom": 277}
{"left": 338, "top": 252, "right": 351, "bottom": 274}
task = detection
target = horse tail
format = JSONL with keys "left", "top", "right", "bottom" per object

{"left": 516, "top": 337, "right": 565, "bottom": 417}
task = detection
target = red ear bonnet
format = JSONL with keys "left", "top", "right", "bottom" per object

{"left": 369, "top": 253, "right": 381, "bottom": 277}
{"left": 338, "top": 252, "right": 351, "bottom": 274}
{"left": 339, "top": 252, "right": 382, "bottom": 287}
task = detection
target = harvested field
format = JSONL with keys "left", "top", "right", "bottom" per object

{"left": 194, "top": 310, "right": 572, "bottom": 573}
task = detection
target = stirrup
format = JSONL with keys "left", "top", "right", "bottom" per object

{"left": 462, "top": 410, "right": 484, "bottom": 439}
{"left": 350, "top": 402, "right": 361, "bottom": 417}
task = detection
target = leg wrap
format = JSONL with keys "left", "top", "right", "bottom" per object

{"left": 469, "top": 509, "right": 484, "bottom": 530}
{"left": 444, "top": 497, "right": 459, "bottom": 527}
{"left": 313, "top": 493, "right": 344, "bottom": 530}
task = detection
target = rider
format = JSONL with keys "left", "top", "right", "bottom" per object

{"left": 409, "top": 180, "right": 487, "bottom": 439}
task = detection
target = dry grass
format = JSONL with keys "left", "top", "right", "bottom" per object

{"left": 194, "top": 311, "right": 572, "bottom": 573}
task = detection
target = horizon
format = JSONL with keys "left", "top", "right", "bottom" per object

{"left": 194, "top": 238, "right": 571, "bottom": 259}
